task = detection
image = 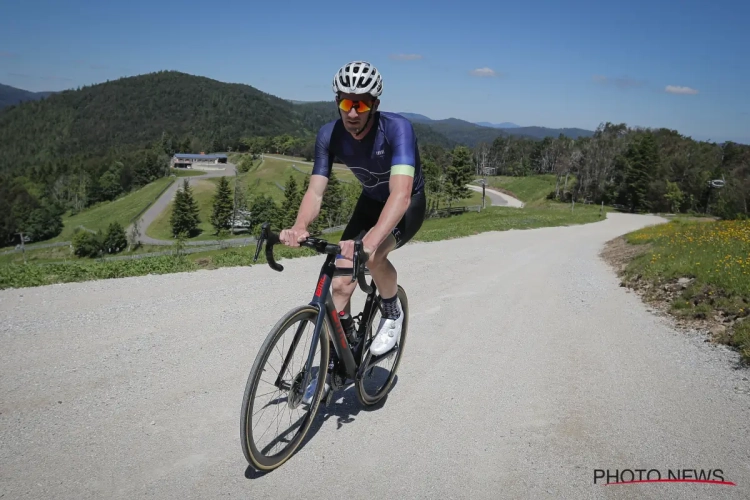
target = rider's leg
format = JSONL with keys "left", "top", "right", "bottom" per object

{"left": 365, "top": 231, "right": 398, "bottom": 300}
{"left": 368, "top": 191, "right": 427, "bottom": 355}
{"left": 331, "top": 192, "right": 381, "bottom": 314}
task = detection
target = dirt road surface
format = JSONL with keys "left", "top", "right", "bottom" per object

{"left": 2, "top": 212, "right": 749, "bottom": 499}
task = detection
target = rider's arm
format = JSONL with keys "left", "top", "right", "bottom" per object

{"left": 362, "top": 119, "right": 417, "bottom": 253}
{"left": 294, "top": 123, "right": 334, "bottom": 230}
{"left": 293, "top": 175, "right": 328, "bottom": 230}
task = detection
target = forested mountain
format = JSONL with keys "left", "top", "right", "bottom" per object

{"left": 0, "top": 71, "right": 457, "bottom": 246}
{"left": 0, "top": 70, "right": 747, "bottom": 248}
{"left": 0, "top": 83, "right": 55, "bottom": 109}
{"left": 398, "top": 112, "right": 595, "bottom": 142}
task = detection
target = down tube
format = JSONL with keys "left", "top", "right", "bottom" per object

{"left": 301, "top": 305, "right": 328, "bottom": 391}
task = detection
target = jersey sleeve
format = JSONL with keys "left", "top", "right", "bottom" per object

{"left": 311, "top": 121, "right": 335, "bottom": 178}
{"left": 389, "top": 117, "right": 418, "bottom": 178}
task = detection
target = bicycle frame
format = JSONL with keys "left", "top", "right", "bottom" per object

{"left": 254, "top": 223, "right": 381, "bottom": 400}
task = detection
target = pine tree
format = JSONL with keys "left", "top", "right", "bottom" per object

{"left": 444, "top": 146, "right": 474, "bottom": 207}
{"left": 625, "top": 134, "right": 655, "bottom": 212}
{"left": 170, "top": 179, "right": 200, "bottom": 237}
{"left": 210, "top": 176, "right": 234, "bottom": 235}
{"left": 249, "top": 194, "right": 279, "bottom": 234}
{"left": 170, "top": 187, "right": 186, "bottom": 238}
{"left": 279, "top": 174, "right": 302, "bottom": 229}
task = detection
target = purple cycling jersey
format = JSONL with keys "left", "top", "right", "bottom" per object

{"left": 311, "top": 111, "right": 425, "bottom": 202}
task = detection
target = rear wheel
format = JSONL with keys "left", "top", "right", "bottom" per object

{"left": 240, "top": 305, "right": 330, "bottom": 471}
{"left": 355, "top": 286, "right": 408, "bottom": 406}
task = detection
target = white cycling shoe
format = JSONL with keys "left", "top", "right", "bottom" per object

{"left": 370, "top": 299, "right": 403, "bottom": 356}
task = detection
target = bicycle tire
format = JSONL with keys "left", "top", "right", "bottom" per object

{"left": 240, "top": 305, "right": 330, "bottom": 471}
{"left": 355, "top": 286, "right": 409, "bottom": 407}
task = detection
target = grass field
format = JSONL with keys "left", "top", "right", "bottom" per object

{"left": 146, "top": 179, "right": 222, "bottom": 241}
{"left": 1, "top": 202, "right": 607, "bottom": 290}
{"left": 484, "top": 174, "right": 560, "bottom": 205}
{"left": 621, "top": 219, "right": 750, "bottom": 362}
{"left": 49, "top": 177, "right": 175, "bottom": 242}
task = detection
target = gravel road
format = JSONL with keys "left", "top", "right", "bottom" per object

{"left": 2, "top": 212, "right": 749, "bottom": 499}
{"left": 467, "top": 184, "right": 524, "bottom": 208}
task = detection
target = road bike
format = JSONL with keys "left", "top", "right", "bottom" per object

{"left": 240, "top": 222, "right": 409, "bottom": 471}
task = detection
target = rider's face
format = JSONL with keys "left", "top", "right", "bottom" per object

{"left": 337, "top": 93, "right": 378, "bottom": 135}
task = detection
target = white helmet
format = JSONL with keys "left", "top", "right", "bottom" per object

{"left": 332, "top": 61, "right": 383, "bottom": 98}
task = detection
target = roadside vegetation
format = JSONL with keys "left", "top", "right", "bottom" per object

{"left": 52, "top": 177, "right": 174, "bottom": 242}
{"left": 0, "top": 201, "right": 605, "bottom": 290}
{"left": 608, "top": 218, "right": 750, "bottom": 364}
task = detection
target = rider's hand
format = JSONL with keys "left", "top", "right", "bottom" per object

{"left": 279, "top": 226, "right": 309, "bottom": 247}
{"left": 338, "top": 239, "right": 355, "bottom": 261}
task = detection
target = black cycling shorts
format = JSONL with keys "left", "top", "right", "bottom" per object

{"left": 338, "top": 190, "right": 426, "bottom": 257}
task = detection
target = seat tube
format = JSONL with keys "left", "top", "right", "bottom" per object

{"left": 326, "top": 294, "right": 358, "bottom": 379}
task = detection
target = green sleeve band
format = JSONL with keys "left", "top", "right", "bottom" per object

{"left": 391, "top": 164, "right": 415, "bottom": 177}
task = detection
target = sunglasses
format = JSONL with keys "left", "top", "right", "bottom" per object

{"left": 338, "top": 98, "right": 372, "bottom": 113}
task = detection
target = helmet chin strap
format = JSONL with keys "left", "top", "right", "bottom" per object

{"left": 354, "top": 110, "right": 375, "bottom": 137}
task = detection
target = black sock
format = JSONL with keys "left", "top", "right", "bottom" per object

{"left": 381, "top": 294, "right": 400, "bottom": 320}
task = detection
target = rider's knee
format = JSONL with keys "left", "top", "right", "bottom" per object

{"left": 332, "top": 275, "right": 356, "bottom": 297}
{"left": 367, "top": 244, "right": 393, "bottom": 269}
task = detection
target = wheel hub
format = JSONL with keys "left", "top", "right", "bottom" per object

{"left": 287, "top": 372, "right": 304, "bottom": 409}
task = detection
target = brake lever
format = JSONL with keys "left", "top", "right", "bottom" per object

{"left": 252, "top": 224, "right": 266, "bottom": 263}
{"left": 350, "top": 241, "right": 360, "bottom": 285}
{"left": 352, "top": 239, "right": 373, "bottom": 294}
{"left": 254, "top": 222, "right": 284, "bottom": 272}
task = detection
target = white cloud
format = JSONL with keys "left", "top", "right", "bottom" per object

{"left": 470, "top": 67, "right": 497, "bottom": 77}
{"left": 389, "top": 54, "right": 423, "bottom": 61}
{"left": 665, "top": 85, "right": 699, "bottom": 95}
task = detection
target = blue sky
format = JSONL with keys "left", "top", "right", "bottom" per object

{"left": 1, "top": 0, "right": 748, "bottom": 143}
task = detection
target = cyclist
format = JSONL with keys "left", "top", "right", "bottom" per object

{"left": 279, "top": 60, "right": 426, "bottom": 372}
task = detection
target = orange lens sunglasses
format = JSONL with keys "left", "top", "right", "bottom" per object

{"left": 338, "top": 98, "right": 372, "bottom": 113}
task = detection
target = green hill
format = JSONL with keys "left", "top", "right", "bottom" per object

{"left": 0, "top": 83, "right": 55, "bottom": 109}
{"left": 0, "top": 71, "right": 457, "bottom": 246}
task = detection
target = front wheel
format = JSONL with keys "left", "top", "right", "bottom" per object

{"left": 355, "top": 286, "right": 409, "bottom": 407}
{"left": 240, "top": 305, "right": 330, "bottom": 471}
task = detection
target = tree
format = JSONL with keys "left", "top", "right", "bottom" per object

{"left": 249, "top": 194, "right": 279, "bottom": 234}
{"left": 624, "top": 134, "right": 656, "bottom": 212}
{"left": 170, "top": 179, "right": 200, "bottom": 237}
{"left": 210, "top": 176, "right": 234, "bottom": 235}
{"left": 103, "top": 221, "right": 128, "bottom": 254}
{"left": 665, "top": 181, "right": 684, "bottom": 213}
{"left": 72, "top": 229, "right": 103, "bottom": 258}
{"left": 279, "top": 175, "right": 302, "bottom": 230}
{"left": 321, "top": 170, "right": 345, "bottom": 228}
{"left": 422, "top": 157, "right": 444, "bottom": 211}
{"left": 443, "top": 146, "right": 474, "bottom": 207}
